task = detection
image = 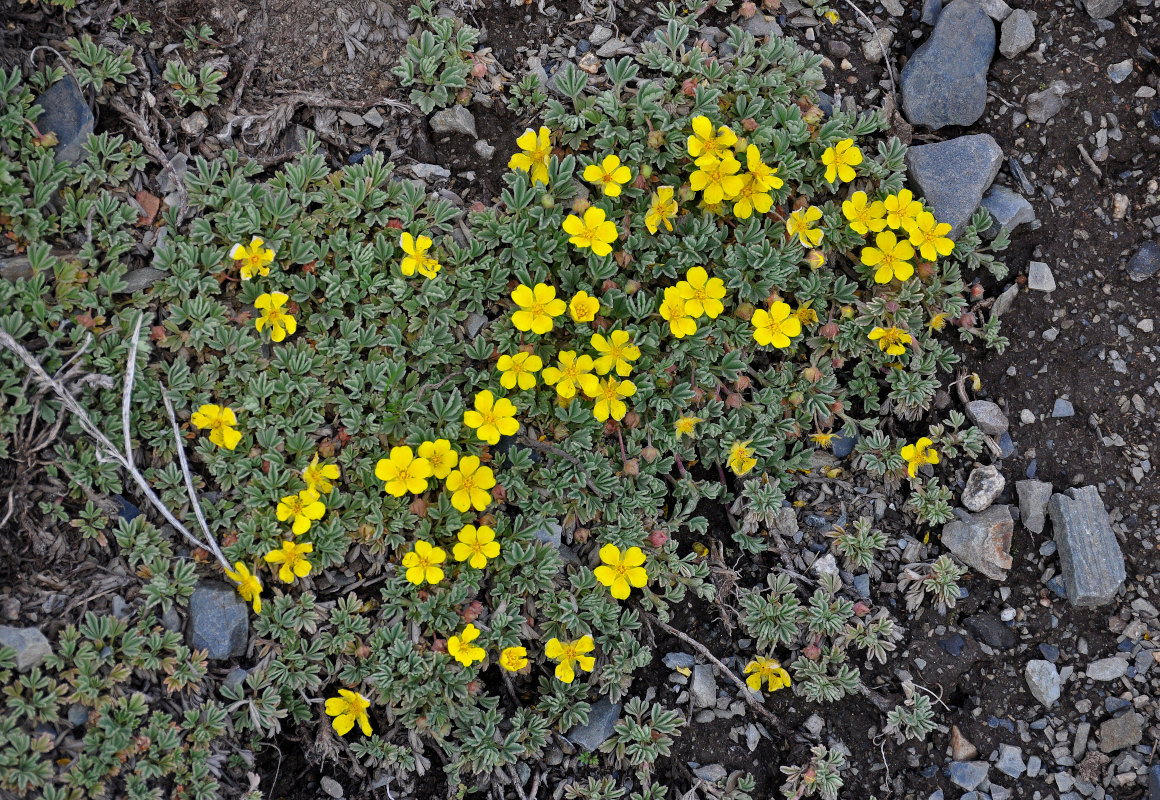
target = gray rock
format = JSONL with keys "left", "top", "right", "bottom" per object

{"left": 181, "top": 111, "right": 209, "bottom": 137}
{"left": 1052, "top": 398, "right": 1074, "bottom": 418}
{"left": 921, "top": 0, "right": 942, "bottom": 25}
{"left": 410, "top": 163, "right": 451, "bottom": 181}
{"left": 996, "top": 744, "right": 1026, "bottom": 778}
{"left": 941, "top": 504, "right": 1014, "bottom": 580}
{"left": 964, "top": 613, "right": 1017, "bottom": 650}
{"left": 567, "top": 698, "right": 621, "bottom": 750}
{"left": 999, "top": 9, "right": 1035, "bottom": 58}
{"left": 900, "top": 1, "right": 994, "bottom": 129}
{"left": 533, "top": 521, "right": 562, "bottom": 548}
{"left": 1084, "top": 0, "right": 1123, "bottom": 19}
{"left": 991, "top": 284, "right": 1018, "bottom": 319}
{"left": 0, "top": 255, "right": 33, "bottom": 281}
{"left": 118, "top": 267, "right": 167, "bottom": 294}
{"left": 464, "top": 312, "right": 488, "bottom": 339}
{"left": 803, "top": 714, "right": 825, "bottom": 736}
{"left": 1025, "top": 659, "right": 1060, "bottom": 707}
{"left": 1026, "top": 85, "right": 1064, "bottom": 123}
{"left": 223, "top": 666, "right": 248, "bottom": 690}
{"left": 473, "top": 139, "right": 495, "bottom": 160}
{"left": 663, "top": 652, "right": 695, "bottom": 669}
{"left": 962, "top": 465, "right": 1005, "bottom": 513}
{"left": 825, "top": 40, "right": 851, "bottom": 58}
{"left": 1027, "top": 261, "right": 1055, "bottom": 292}
{"left": 67, "top": 703, "right": 89, "bottom": 726}
{"left": 162, "top": 606, "right": 182, "bottom": 632}
{"left": 34, "top": 77, "right": 94, "bottom": 164}
{"left": 1016, "top": 479, "right": 1052, "bottom": 534}
{"left": 188, "top": 582, "right": 249, "bottom": 660}
{"left": 1107, "top": 59, "right": 1133, "bottom": 84}
{"left": 1126, "top": 241, "right": 1160, "bottom": 282}
{"left": 595, "top": 39, "right": 627, "bottom": 58}
{"left": 981, "top": 185, "right": 1035, "bottom": 238}
{"left": 976, "top": 0, "right": 1011, "bottom": 21}
{"left": 320, "top": 776, "right": 344, "bottom": 798}
{"left": 1148, "top": 765, "right": 1160, "bottom": 799}
{"left": 906, "top": 134, "right": 1003, "bottom": 239}
{"left": 746, "top": 723, "right": 760, "bottom": 752}
{"left": 882, "top": 0, "right": 904, "bottom": 15}
{"left": 862, "top": 29, "right": 894, "bottom": 64}
{"left": 1049, "top": 486, "right": 1126, "bottom": 607}
{"left": 429, "top": 106, "right": 477, "bottom": 138}
{"left": 692, "top": 664, "right": 717, "bottom": 708}
{"left": 966, "top": 400, "right": 1009, "bottom": 435}
{"left": 1086, "top": 656, "right": 1127, "bottom": 681}
{"left": 743, "top": 14, "right": 783, "bottom": 39}
{"left": 589, "top": 25, "right": 613, "bottom": 46}
{"left": 832, "top": 434, "right": 858, "bottom": 457}
{"left": 362, "top": 108, "right": 384, "bottom": 127}
{"left": 949, "top": 761, "right": 989, "bottom": 791}
{"left": 0, "top": 626, "right": 52, "bottom": 671}
{"left": 693, "top": 764, "right": 728, "bottom": 783}
{"left": 1098, "top": 712, "right": 1142, "bottom": 753}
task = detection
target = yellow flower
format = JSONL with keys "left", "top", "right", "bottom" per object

{"left": 732, "top": 173, "right": 773, "bottom": 219}
{"left": 675, "top": 415, "right": 702, "bottom": 439}
{"left": 541, "top": 351, "right": 596, "bottom": 400}
{"left": 785, "top": 206, "right": 824, "bottom": 247}
{"left": 728, "top": 441, "right": 758, "bottom": 475}
{"left": 276, "top": 488, "right": 325, "bottom": 535}
{"left": 593, "top": 544, "right": 649, "bottom": 600}
{"left": 806, "top": 249, "right": 826, "bottom": 270}
{"left": 883, "top": 189, "right": 923, "bottom": 230}
{"left": 689, "top": 153, "right": 744, "bottom": 204}
{"left": 795, "top": 302, "right": 818, "bottom": 326}
{"left": 581, "top": 375, "right": 636, "bottom": 422}
{"left": 900, "top": 437, "right": 940, "bottom": 478}
{"left": 824, "top": 9, "right": 840, "bottom": 23}
{"left": 868, "top": 326, "right": 913, "bottom": 356}
{"left": 511, "top": 282, "right": 567, "bottom": 334}
{"left": 861, "top": 230, "right": 915, "bottom": 284}
{"left": 544, "top": 635, "right": 595, "bottom": 683}
{"left": 508, "top": 126, "right": 552, "bottom": 186}
{"left": 417, "top": 439, "right": 458, "bottom": 480}
{"left": 903, "top": 211, "right": 955, "bottom": 262}
{"left": 263, "top": 540, "right": 313, "bottom": 584}
{"left": 751, "top": 301, "right": 802, "bottom": 348}
{"left": 224, "top": 562, "right": 262, "bottom": 613}
{"left": 675, "top": 266, "right": 726, "bottom": 319}
{"left": 821, "top": 138, "right": 863, "bottom": 184}
{"left": 445, "top": 455, "right": 496, "bottom": 512}
{"left": 645, "top": 186, "right": 679, "bottom": 234}
{"left": 399, "top": 232, "right": 441, "bottom": 279}
{"left": 229, "top": 236, "right": 274, "bottom": 280}
{"left": 563, "top": 206, "right": 619, "bottom": 257}
{"left": 687, "top": 115, "right": 738, "bottom": 162}
{"left": 583, "top": 154, "right": 632, "bottom": 197}
{"left": 569, "top": 291, "right": 600, "bottom": 323}
{"left": 453, "top": 524, "right": 500, "bottom": 569}
{"left": 927, "top": 312, "right": 948, "bottom": 332}
{"left": 500, "top": 646, "right": 528, "bottom": 672}
{"left": 810, "top": 431, "right": 836, "bottom": 448}
{"left": 303, "top": 454, "right": 340, "bottom": 494}
{"left": 401, "top": 539, "right": 446, "bottom": 585}
{"left": 659, "top": 287, "right": 697, "bottom": 338}
{"left": 497, "top": 351, "right": 543, "bottom": 391}
{"left": 374, "top": 445, "right": 434, "bottom": 496}
{"left": 744, "top": 144, "right": 783, "bottom": 192}
{"left": 842, "top": 190, "right": 888, "bottom": 236}
{"left": 190, "top": 404, "right": 241, "bottom": 450}
{"left": 447, "top": 623, "right": 486, "bottom": 666}
{"left": 744, "top": 657, "right": 791, "bottom": 692}
{"left": 591, "top": 330, "right": 641, "bottom": 376}
{"left": 325, "top": 689, "right": 372, "bottom": 736}
{"left": 254, "top": 292, "right": 297, "bottom": 343}
{"left": 463, "top": 390, "right": 519, "bottom": 445}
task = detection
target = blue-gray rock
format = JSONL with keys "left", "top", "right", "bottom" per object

{"left": 1107, "top": 59, "right": 1133, "bottom": 84}
{"left": 223, "top": 667, "right": 248, "bottom": 690}
{"left": 188, "top": 582, "right": 249, "bottom": 660}
{"left": 34, "top": 77, "right": 93, "bottom": 165}
{"left": 948, "top": 761, "right": 989, "bottom": 791}
{"left": 1025, "top": 659, "right": 1060, "bottom": 707}
{"left": 1147, "top": 764, "right": 1160, "bottom": 800}
{"left": 1038, "top": 643, "right": 1059, "bottom": 662}
{"left": 853, "top": 573, "right": 870, "bottom": 598}
{"left": 692, "top": 664, "right": 717, "bottom": 707}
{"left": 965, "top": 400, "right": 1008, "bottom": 435}
{"left": 964, "top": 613, "right": 1016, "bottom": 650}
{"left": 1098, "top": 711, "right": 1142, "bottom": 753}
{"left": 0, "top": 256, "right": 33, "bottom": 281}
{"left": 962, "top": 465, "right": 1005, "bottom": 513}
{"left": 906, "top": 134, "right": 1004, "bottom": 239}
{"left": 941, "top": 504, "right": 1013, "bottom": 580}
{"left": 1084, "top": 0, "right": 1123, "bottom": 19}
{"left": 1127, "top": 241, "right": 1160, "bottom": 282}
{"left": 662, "top": 652, "right": 695, "bottom": 669}
{"left": 567, "top": 698, "right": 621, "bottom": 751}
{"left": 0, "top": 626, "right": 52, "bottom": 671}
{"left": 1052, "top": 398, "right": 1074, "bottom": 418}
{"left": 999, "top": 9, "right": 1035, "bottom": 58}
{"left": 831, "top": 434, "right": 857, "bottom": 458}
{"left": 981, "top": 185, "right": 1035, "bottom": 239}
{"left": 921, "top": 0, "right": 942, "bottom": 25}
{"left": 938, "top": 633, "right": 965, "bottom": 656}
{"left": 117, "top": 267, "right": 168, "bottom": 294}
{"left": 67, "top": 703, "right": 89, "bottom": 727}
{"left": 1049, "top": 486, "right": 1126, "bottom": 607}
{"left": 693, "top": 764, "right": 728, "bottom": 783}
{"left": 998, "top": 432, "right": 1015, "bottom": 458}
{"left": 1016, "top": 479, "right": 1052, "bottom": 534}
{"left": 743, "top": 14, "right": 783, "bottom": 39}
{"left": 900, "top": 0, "right": 994, "bottom": 130}
{"left": 1086, "top": 656, "right": 1127, "bottom": 681}
{"left": 996, "top": 744, "right": 1025, "bottom": 778}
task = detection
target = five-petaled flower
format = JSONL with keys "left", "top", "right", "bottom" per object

{"left": 445, "top": 456, "right": 496, "bottom": 512}
{"left": 303, "top": 454, "right": 340, "bottom": 494}
{"left": 868, "top": 326, "right": 913, "bottom": 356}
{"left": 224, "top": 562, "right": 262, "bottom": 613}
{"left": 583, "top": 154, "right": 632, "bottom": 197}
{"left": 375, "top": 446, "right": 433, "bottom": 496}
{"left": 675, "top": 266, "right": 726, "bottom": 319}
{"left": 581, "top": 375, "right": 637, "bottom": 422}
{"left": 569, "top": 291, "right": 600, "bottom": 323}
{"left": 785, "top": 206, "right": 824, "bottom": 247}
{"left": 277, "top": 488, "right": 326, "bottom": 535}
{"left": 861, "top": 230, "right": 915, "bottom": 284}
{"left": 544, "top": 635, "right": 595, "bottom": 683}
{"left": 842, "top": 190, "right": 888, "bottom": 236}
{"left": 645, "top": 186, "right": 679, "bottom": 234}
{"left": 687, "top": 115, "right": 737, "bottom": 162}
{"left": 744, "top": 144, "right": 783, "bottom": 192}
{"left": 230, "top": 236, "right": 274, "bottom": 280}
{"left": 900, "top": 437, "right": 940, "bottom": 478}
{"left": 508, "top": 126, "right": 552, "bottom": 186}
{"left": 264, "top": 540, "right": 313, "bottom": 583}
{"left": 191, "top": 404, "right": 241, "bottom": 450}
{"left": 447, "top": 623, "right": 487, "bottom": 666}
{"left": 541, "top": 350, "right": 595, "bottom": 400}
{"left": 732, "top": 173, "right": 773, "bottom": 219}
{"left": 675, "top": 415, "right": 702, "bottom": 439}
{"left": 417, "top": 439, "right": 458, "bottom": 480}
{"left": 399, "top": 232, "right": 441, "bottom": 279}
{"left": 751, "top": 301, "right": 802, "bottom": 348}
{"left": 903, "top": 211, "right": 955, "bottom": 262}
{"left": 453, "top": 524, "right": 500, "bottom": 569}
{"left": 500, "top": 646, "right": 528, "bottom": 672}
{"left": 593, "top": 544, "right": 649, "bottom": 600}
{"left": 821, "top": 138, "right": 863, "bottom": 184}
{"left": 562, "top": 207, "right": 619, "bottom": 257}
{"left": 659, "top": 287, "right": 697, "bottom": 338}
{"left": 728, "top": 440, "right": 757, "bottom": 476}
{"left": 401, "top": 540, "right": 446, "bottom": 585}
{"left": 254, "top": 292, "right": 297, "bottom": 342}
{"left": 463, "top": 390, "right": 519, "bottom": 445}
{"left": 591, "top": 330, "right": 640, "bottom": 376}
{"left": 689, "top": 153, "right": 744, "bottom": 204}
{"left": 883, "top": 189, "right": 923, "bottom": 230}
{"left": 497, "top": 351, "right": 543, "bottom": 391}
{"left": 511, "top": 283, "right": 567, "bottom": 334}
{"left": 744, "top": 657, "right": 791, "bottom": 692}
{"left": 325, "top": 689, "right": 372, "bottom": 736}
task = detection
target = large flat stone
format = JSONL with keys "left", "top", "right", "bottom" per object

{"left": 900, "top": 0, "right": 995, "bottom": 130}
{"left": 907, "top": 134, "right": 1004, "bottom": 239}
{"left": 566, "top": 698, "right": 621, "bottom": 751}
{"left": 941, "top": 504, "right": 1013, "bottom": 580}
{"left": 1049, "top": 486, "right": 1125, "bottom": 607}
{"left": 34, "top": 77, "right": 94, "bottom": 165}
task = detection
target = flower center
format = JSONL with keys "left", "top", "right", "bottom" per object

{"left": 459, "top": 474, "right": 477, "bottom": 493}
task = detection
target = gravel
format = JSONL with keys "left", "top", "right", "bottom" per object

{"left": 429, "top": 106, "right": 478, "bottom": 137}
{"left": 948, "top": 761, "right": 989, "bottom": 791}
{"left": 1052, "top": 398, "right": 1074, "bottom": 418}
{"left": 1085, "top": 656, "right": 1127, "bottom": 681}
{"left": 981, "top": 185, "right": 1036, "bottom": 238}
{"left": 1083, "top": 0, "right": 1123, "bottom": 19}
{"left": 1126, "top": 241, "right": 1160, "bottom": 281}
{"left": 995, "top": 744, "right": 1026, "bottom": 778}
{"left": 1098, "top": 712, "right": 1143, "bottom": 753}
{"left": 1016, "top": 479, "right": 1053, "bottom": 534}
{"left": 1026, "top": 84, "right": 1065, "bottom": 123}
{"left": 1027, "top": 260, "right": 1056, "bottom": 291}
{"left": 1106, "top": 58, "right": 1133, "bottom": 84}
{"left": 691, "top": 664, "right": 717, "bottom": 708}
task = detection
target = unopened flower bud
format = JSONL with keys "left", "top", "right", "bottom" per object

{"left": 970, "top": 282, "right": 985, "bottom": 300}
{"left": 726, "top": 392, "right": 744, "bottom": 409}
{"left": 884, "top": 300, "right": 900, "bottom": 313}
{"left": 623, "top": 411, "right": 640, "bottom": 429}
{"left": 802, "top": 643, "right": 821, "bottom": 660}
{"left": 853, "top": 601, "right": 871, "bottom": 617}
{"left": 602, "top": 279, "right": 618, "bottom": 293}
{"left": 820, "top": 321, "right": 840, "bottom": 339}
{"left": 916, "top": 261, "right": 936, "bottom": 281}
{"left": 541, "top": 194, "right": 555, "bottom": 209}
{"left": 735, "top": 302, "right": 756, "bottom": 321}
{"left": 739, "top": 1, "right": 757, "bottom": 17}
{"left": 648, "top": 529, "right": 669, "bottom": 548}
{"left": 802, "top": 366, "right": 823, "bottom": 383}
{"left": 735, "top": 374, "right": 751, "bottom": 391}
{"left": 623, "top": 458, "right": 640, "bottom": 476}
{"left": 641, "top": 445, "right": 660, "bottom": 463}
{"left": 830, "top": 400, "right": 845, "bottom": 414}
{"left": 788, "top": 391, "right": 805, "bottom": 406}
{"left": 640, "top": 164, "right": 653, "bottom": 180}
{"left": 957, "top": 312, "right": 976, "bottom": 328}
{"left": 647, "top": 130, "right": 667, "bottom": 149}
{"left": 572, "top": 197, "right": 591, "bottom": 214}
{"left": 471, "top": 61, "right": 487, "bottom": 78}
{"left": 463, "top": 600, "right": 484, "bottom": 622}
{"left": 409, "top": 497, "right": 428, "bottom": 517}
{"left": 742, "top": 116, "right": 758, "bottom": 132}
{"left": 491, "top": 484, "right": 507, "bottom": 503}
{"left": 625, "top": 279, "right": 641, "bottom": 295}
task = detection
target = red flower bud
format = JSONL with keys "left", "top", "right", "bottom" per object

{"left": 641, "top": 445, "right": 660, "bottom": 463}
{"left": 726, "top": 392, "right": 744, "bottom": 409}
{"left": 623, "top": 458, "right": 640, "bottom": 476}
{"left": 648, "top": 529, "right": 669, "bottom": 548}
